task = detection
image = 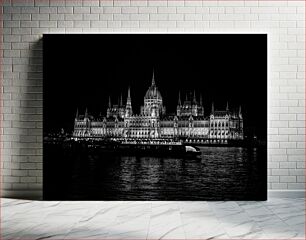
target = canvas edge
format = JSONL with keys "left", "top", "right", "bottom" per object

{"left": 1, "top": 190, "right": 304, "bottom": 200}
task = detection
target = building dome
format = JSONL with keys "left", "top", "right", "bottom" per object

{"left": 144, "top": 71, "right": 162, "bottom": 100}
{"left": 145, "top": 85, "right": 162, "bottom": 100}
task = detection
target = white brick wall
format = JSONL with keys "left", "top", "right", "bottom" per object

{"left": 1, "top": 0, "right": 305, "bottom": 197}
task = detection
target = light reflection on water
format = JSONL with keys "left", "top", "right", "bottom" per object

{"left": 78, "top": 146, "right": 266, "bottom": 200}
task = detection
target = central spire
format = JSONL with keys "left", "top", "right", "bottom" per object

{"left": 151, "top": 68, "right": 155, "bottom": 86}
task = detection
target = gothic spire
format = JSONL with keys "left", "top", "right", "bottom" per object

{"left": 120, "top": 94, "right": 123, "bottom": 106}
{"left": 178, "top": 91, "right": 181, "bottom": 106}
{"left": 193, "top": 90, "right": 196, "bottom": 104}
{"left": 239, "top": 105, "right": 242, "bottom": 117}
{"left": 226, "top": 101, "right": 229, "bottom": 111}
{"left": 126, "top": 86, "right": 132, "bottom": 117}
{"left": 85, "top": 108, "right": 88, "bottom": 118}
{"left": 211, "top": 102, "right": 214, "bottom": 114}
{"left": 151, "top": 69, "right": 155, "bottom": 86}
{"left": 200, "top": 94, "right": 203, "bottom": 105}
{"left": 108, "top": 96, "right": 111, "bottom": 108}
{"left": 75, "top": 108, "right": 79, "bottom": 119}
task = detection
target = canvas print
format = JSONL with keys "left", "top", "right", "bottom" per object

{"left": 43, "top": 34, "right": 267, "bottom": 200}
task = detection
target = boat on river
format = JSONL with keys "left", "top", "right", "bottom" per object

{"left": 86, "top": 138, "right": 201, "bottom": 158}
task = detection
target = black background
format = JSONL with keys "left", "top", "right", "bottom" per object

{"left": 43, "top": 34, "right": 267, "bottom": 140}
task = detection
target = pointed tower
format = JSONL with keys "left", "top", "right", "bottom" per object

{"left": 151, "top": 69, "right": 155, "bottom": 86}
{"left": 85, "top": 108, "right": 88, "bottom": 119}
{"left": 211, "top": 102, "right": 214, "bottom": 114}
{"left": 226, "top": 101, "right": 229, "bottom": 111}
{"left": 178, "top": 91, "right": 181, "bottom": 106}
{"left": 193, "top": 90, "right": 197, "bottom": 104}
{"left": 107, "top": 96, "right": 111, "bottom": 118}
{"left": 177, "top": 91, "right": 181, "bottom": 116}
{"left": 75, "top": 108, "right": 79, "bottom": 119}
{"left": 192, "top": 90, "right": 197, "bottom": 116}
{"left": 239, "top": 105, "right": 242, "bottom": 119}
{"left": 119, "top": 93, "right": 124, "bottom": 118}
{"left": 125, "top": 86, "right": 133, "bottom": 117}
{"left": 199, "top": 94, "right": 204, "bottom": 116}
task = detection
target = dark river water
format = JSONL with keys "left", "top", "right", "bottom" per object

{"left": 44, "top": 144, "right": 267, "bottom": 200}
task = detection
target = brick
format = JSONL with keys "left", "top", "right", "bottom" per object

{"left": 83, "top": 13, "right": 99, "bottom": 20}
{"left": 148, "top": 0, "right": 167, "bottom": 7}
{"left": 103, "top": 7, "right": 121, "bottom": 14}
{"left": 4, "top": 176, "right": 20, "bottom": 183}
{"left": 158, "top": 7, "right": 176, "bottom": 14}
{"left": 65, "top": 0, "right": 82, "bottom": 6}
{"left": 288, "top": 183, "right": 304, "bottom": 189}
{"left": 158, "top": 21, "right": 176, "bottom": 28}
{"left": 99, "top": 14, "right": 113, "bottom": 20}
{"left": 49, "top": 0, "right": 65, "bottom": 6}
{"left": 90, "top": 6, "right": 104, "bottom": 13}
{"left": 272, "top": 169, "right": 289, "bottom": 176}
{"left": 185, "top": 14, "right": 202, "bottom": 21}
{"left": 297, "top": 176, "right": 305, "bottom": 183}
{"left": 20, "top": 177, "right": 37, "bottom": 183}
{"left": 150, "top": 14, "right": 168, "bottom": 21}
{"left": 21, "top": 20, "right": 39, "bottom": 27}
{"left": 12, "top": 170, "right": 28, "bottom": 177}
{"left": 21, "top": 7, "right": 39, "bottom": 14}
{"left": 272, "top": 183, "right": 287, "bottom": 189}
{"left": 65, "top": 14, "right": 83, "bottom": 20}
{"left": 139, "top": 20, "right": 158, "bottom": 28}
{"left": 210, "top": 21, "right": 234, "bottom": 28}
{"left": 130, "top": 14, "right": 149, "bottom": 21}
{"left": 280, "top": 162, "right": 296, "bottom": 169}
{"left": 280, "top": 176, "right": 296, "bottom": 183}
{"left": 121, "top": 7, "right": 138, "bottom": 14}
{"left": 91, "top": 21, "right": 107, "bottom": 28}
{"left": 74, "top": 7, "right": 90, "bottom": 14}
{"left": 184, "top": 1, "right": 202, "bottom": 7}
{"left": 131, "top": 0, "right": 147, "bottom": 6}
{"left": 39, "top": 21, "right": 57, "bottom": 28}
{"left": 57, "top": 7, "right": 73, "bottom": 14}
{"left": 268, "top": 176, "right": 279, "bottom": 183}
{"left": 289, "top": 135, "right": 305, "bottom": 142}
{"left": 121, "top": 20, "right": 139, "bottom": 28}
{"left": 279, "top": 142, "right": 296, "bottom": 149}
{"left": 176, "top": 7, "right": 195, "bottom": 14}
{"left": 139, "top": 7, "right": 157, "bottom": 13}
{"left": 12, "top": 28, "right": 31, "bottom": 35}
{"left": 50, "top": 14, "right": 65, "bottom": 20}
{"left": 289, "top": 169, "right": 304, "bottom": 176}
{"left": 74, "top": 21, "right": 90, "bottom": 28}
{"left": 35, "top": 0, "right": 49, "bottom": 6}
{"left": 83, "top": 0, "right": 100, "bottom": 6}
{"left": 169, "top": 14, "right": 184, "bottom": 21}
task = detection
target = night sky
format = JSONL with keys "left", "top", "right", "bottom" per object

{"left": 43, "top": 34, "right": 267, "bottom": 139}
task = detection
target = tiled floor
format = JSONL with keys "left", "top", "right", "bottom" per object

{"left": 2, "top": 198, "right": 305, "bottom": 239}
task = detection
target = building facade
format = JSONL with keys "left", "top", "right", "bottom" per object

{"left": 73, "top": 71, "right": 243, "bottom": 141}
